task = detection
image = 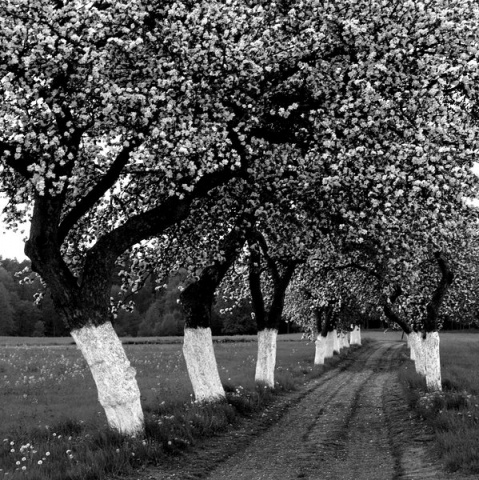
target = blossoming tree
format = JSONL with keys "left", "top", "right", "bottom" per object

{"left": 2, "top": 0, "right": 479, "bottom": 433}
{"left": 0, "top": 0, "right": 334, "bottom": 434}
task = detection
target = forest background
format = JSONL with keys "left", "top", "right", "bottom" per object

{"left": 0, "top": 256, "right": 472, "bottom": 338}
{"left": 0, "top": 256, "right": 300, "bottom": 337}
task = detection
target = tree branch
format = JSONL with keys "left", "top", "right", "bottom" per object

{"left": 58, "top": 141, "right": 140, "bottom": 243}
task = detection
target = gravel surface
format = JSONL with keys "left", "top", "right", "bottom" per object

{"left": 116, "top": 339, "right": 476, "bottom": 480}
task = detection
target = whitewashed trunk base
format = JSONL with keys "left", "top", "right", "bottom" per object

{"left": 183, "top": 327, "right": 225, "bottom": 402}
{"left": 407, "top": 333, "right": 415, "bottom": 361}
{"left": 71, "top": 321, "right": 144, "bottom": 436}
{"left": 255, "top": 329, "right": 278, "bottom": 388}
{"left": 325, "top": 331, "right": 335, "bottom": 358}
{"left": 410, "top": 332, "right": 425, "bottom": 375}
{"left": 332, "top": 329, "right": 340, "bottom": 354}
{"left": 350, "top": 326, "right": 362, "bottom": 345}
{"left": 314, "top": 335, "right": 328, "bottom": 365}
{"left": 423, "top": 332, "right": 442, "bottom": 391}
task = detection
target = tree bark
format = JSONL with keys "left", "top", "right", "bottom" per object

{"left": 422, "top": 331, "right": 442, "bottom": 391}
{"left": 332, "top": 329, "right": 340, "bottom": 354}
{"left": 409, "top": 331, "right": 426, "bottom": 375}
{"left": 71, "top": 322, "right": 144, "bottom": 435}
{"left": 314, "top": 335, "right": 328, "bottom": 365}
{"left": 350, "top": 325, "right": 362, "bottom": 345}
{"left": 248, "top": 233, "right": 297, "bottom": 387}
{"left": 255, "top": 328, "right": 278, "bottom": 387}
{"left": 325, "top": 330, "right": 335, "bottom": 358}
{"left": 180, "top": 227, "right": 246, "bottom": 401}
{"left": 314, "top": 306, "right": 332, "bottom": 364}
{"left": 183, "top": 327, "right": 225, "bottom": 401}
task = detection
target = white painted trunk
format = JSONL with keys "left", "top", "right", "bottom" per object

{"left": 325, "top": 331, "right": 335, "bottom": 358}
{"left": 255, "top": 329, "right": 278, "bottom": 388}
{"left": 423, "top": 332, "right": 442, "bottom": 391}
{"left": 183, "top": 327, "right": 225, "bottom": 401}
{"left": 344, "top": 332, "right": 350, "bottom": 348}
{"left": 350, "top": 326, "right": 362, "bottom": 345}
{"left": 71, "top": 321, "right": 144, "bottom": 436}
{"left": 407, "top": 333, "right": 416, "bottom": 361}
{"left": 332, "top": 329, "right": 340, "bottom": 354}
{"left": 314, "top": 335, "right": 328, "bottom": 365}
{"left": 410, "top": 331, "right": 425, "bottom": 375}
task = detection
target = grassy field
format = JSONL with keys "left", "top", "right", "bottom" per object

{"left": 2, "top": 330, "right": 477, "bottom": 478}
{"left": 0, "top": 333, "right": 344, "bottom": 480}
{"left": 398, "top": 331, "right": 479, "bottom": 474}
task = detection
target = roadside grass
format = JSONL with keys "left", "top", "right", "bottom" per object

{"left": 0, "top": 335, "right": 360, "bottom": 479}
{"left": 398, "top": 332, "right": 479, "bottom": 474}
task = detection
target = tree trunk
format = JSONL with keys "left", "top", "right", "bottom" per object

{"left": 247, "top": 235, "right": 297, "bottom": 388}
{"left": 183, "top": 327, "right": 225, "bottom": 401}
{"left": 255, "top": 328, "right": 278, "bottom": 387}
{"left": 325, "top": 330, "right": 335, "bottom": 358}
{"left": 422, "top": 331, "right": 442, "bottom": 391}
{"left": 332, "top": 329, "right": 340, "bottom": 354}
{"left": 71, "top": 321, "right": 144, "bottom": 435}
{"left": 314, "top": 334, "right": 328, "bottom": 365}
{"left": 180, "top": 227, "right": 247, "bottom": 401}
{"left": 409, "top": 331, "right": 426, "bottom": 375}
{"left": 350, "top": 325, "right": 362, "bottom": 345}
{"left": 407, "top": 333, "right": 415, "bottom": 361}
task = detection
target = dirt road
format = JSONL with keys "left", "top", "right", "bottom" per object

{"left": 124, "top": 339, "right": 474, "bottom": 480}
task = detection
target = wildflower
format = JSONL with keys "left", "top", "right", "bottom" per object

{"left": 21, "top": 457, "right": 26, "bottom": 462}
{"left": 10, "top": 441, "right": 14, "bottom": 446}
{"left": 38, "top": 460, "right": 42, "bottom": 465}
{"left": 22, "top": 466, "right": 26, "bottom": 471}
{"left": 16, "top": 461, "right": 20, "bottom": 466}
{"left": 10, "top": 449, "right": 15, "bottom": 453}
{"left": 45, "top": 452, "right": 50, "bottom": 456}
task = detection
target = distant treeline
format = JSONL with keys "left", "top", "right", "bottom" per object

{"left": 0, "top": 257, "right": 295, "bottom": 337}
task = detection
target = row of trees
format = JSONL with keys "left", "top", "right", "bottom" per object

{"left": 2, "top": 0, "right": 479, "bottom": 436}
{"left": 0, "top": 257, "right": 268, "bottom": 336}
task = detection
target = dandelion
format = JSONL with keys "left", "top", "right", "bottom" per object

{"left": 21, "top": 457, "right": 26, "bottom": 462}
{"left": 38, "top": 460, "right": 42, "bottom": 465}
{"left": 46, "top": 452, "right": 50, "bottom": 456}
{"left": 15, "top": 461, "right": 20, "bottom": 466}
{"left": 22, "top": 466, "right": 26, "bottom": 471}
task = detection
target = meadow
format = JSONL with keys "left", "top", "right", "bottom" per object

{"left": 2, "top": 330, "right": 478, "bottom": 479}
{"left": 0, "top": 333, "right": 334, "bottom": 480}
{"left": 399, "top": 331, "right": 479, "bottom": 474}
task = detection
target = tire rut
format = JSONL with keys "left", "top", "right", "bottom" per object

{"left": 204, "top": 342, "right": 401, "bottom": 480}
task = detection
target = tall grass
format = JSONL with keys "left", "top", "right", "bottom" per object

{"left": 398, "top": 332, "right": 479, "bottom": 474}
{"left": 0, "top": 336, "right": 354, "bottom": 479}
